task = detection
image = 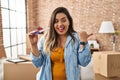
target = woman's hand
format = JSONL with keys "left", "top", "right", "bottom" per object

{"left": 28, "top": 31, "right": 38, "bottom": 46}
{"left": 78, "top": 31, "right": 93, "bottom": 49}
{"left": 78, "top": 31, "right": 91, "bottom": 42}
{"left": 28, "top": 31, "right": 40, "bottom": 57}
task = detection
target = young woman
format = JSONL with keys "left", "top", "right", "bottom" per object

{"left": 28, "top": 7, "right": 91, "bottom": 80}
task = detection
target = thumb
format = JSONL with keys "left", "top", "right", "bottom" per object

{"left": 88, "top": 33, "right": 93, "bottom": 37}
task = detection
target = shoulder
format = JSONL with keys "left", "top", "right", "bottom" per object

{"left": 67, "top": 32, "right": 80, "bottom": 45}
{"left": 72, "top": 32, "right": 80, "bottom": 41}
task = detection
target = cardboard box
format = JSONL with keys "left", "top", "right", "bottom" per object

{"left": 93, "top": 51, "right": 120, "bottom": 77}
{"left": 3, "top": 61, "right": 40, "bottom": 80}
{"left": 94, "top": 74, "right": 120, "bottom": 80}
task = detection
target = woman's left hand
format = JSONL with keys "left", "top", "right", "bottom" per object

{"left": 78, "top": 31, "right": 93, "bottom": 42}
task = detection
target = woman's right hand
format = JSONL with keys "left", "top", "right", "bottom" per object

{"left": 28, "top": 31, "right": 40, "bottom": 57}
{"left": 28, "top": 31, "right": 38, "bottom": 46}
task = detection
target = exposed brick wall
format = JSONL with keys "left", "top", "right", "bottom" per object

{"left": 26, "top": 0, "right": 43, "bottom": 54}
{"left": 27, "top": 0, "right": 120, "bottom": 52}
{"left": 0, "top": 1, "right": 6, "bottom": 58}
{"left": 26, "top": 0, "right": 41, "bottom": 32}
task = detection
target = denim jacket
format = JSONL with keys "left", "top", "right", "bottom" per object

{"left": 31, "top": 32, "right": 91, "bottom": 80}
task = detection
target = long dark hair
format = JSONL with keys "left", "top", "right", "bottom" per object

{"left": 43, "top": 7, "right": 76, "bottom": 53}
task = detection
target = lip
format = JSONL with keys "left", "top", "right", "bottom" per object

{"left": 57, "top": 26, "right": 65, "bottom": 32}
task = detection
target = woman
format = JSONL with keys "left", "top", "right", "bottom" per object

{"left": 28, "top": 7, "right": 91, "bottom": 80}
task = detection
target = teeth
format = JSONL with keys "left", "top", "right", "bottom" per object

{"left": 57, "top": 26, "right": 64, "bottom": 32}
{"left": 59, "top": 27, "right": 63, "bottom": 30}
{"left": 59, "top": 26, "right": 64, "bottom": 29}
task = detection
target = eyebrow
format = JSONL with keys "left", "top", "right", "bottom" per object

{"left": 56, "top": 17, "right": 66, "bottom": 20}
{"left": 61, "top": 17, "right": 66, "bottom": 20}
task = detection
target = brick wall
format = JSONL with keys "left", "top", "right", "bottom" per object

{"left": 27, "top": 0, "right": 120, "bottom": 52}
{"left": 0, "top": 1, "right": 6, "bottom": 58}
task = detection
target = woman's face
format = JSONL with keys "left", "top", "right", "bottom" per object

{"left": 54, "top": 13, "right": 69, "bottom": 36}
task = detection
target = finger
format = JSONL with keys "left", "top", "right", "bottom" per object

{"left": 88, "top": 33, "right": 93, "bottom": 37}
{"left": 28, "top": 32, "right": 36, "bottom": 39}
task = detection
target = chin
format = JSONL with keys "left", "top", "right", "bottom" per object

{"left": 58, "top": 32, "right": 67, "bottom": 36}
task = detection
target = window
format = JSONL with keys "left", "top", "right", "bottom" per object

{"left": 1, "top": 0, "right": 27, "bottom": 58}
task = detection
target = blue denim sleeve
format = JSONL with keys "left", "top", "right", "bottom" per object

{"left": 77, "top": 43, "right": 91, "bottom": 67}
{"left": 30, "top": 36, "right": 45, "bottom": 68}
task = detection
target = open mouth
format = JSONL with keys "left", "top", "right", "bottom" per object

{"left": 57, "top": 26, "right": 65, "bottom": 32}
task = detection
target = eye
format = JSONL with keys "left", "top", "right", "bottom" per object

{"left": 55, "top": 19, "right": 58, "bottom": 23}
{"left": 61, "top": 18, "right": 66, "bottom": 22}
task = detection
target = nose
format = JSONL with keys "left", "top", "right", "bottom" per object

{"left": 58, "top": 21, "right": 62, "bottom": 26}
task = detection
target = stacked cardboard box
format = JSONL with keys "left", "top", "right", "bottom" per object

{"left": 93, "top": 51, "right": 120, "bottom": 80}
{"left": 95, "top": 74, "right": 120, "bottom": 80}
{"left": 4, "top": 61, "right": 40, "bottom": 80}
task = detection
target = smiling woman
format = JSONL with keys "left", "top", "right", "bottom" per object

{"left": 28, "top": 7, "right": 91, "bottom": 80}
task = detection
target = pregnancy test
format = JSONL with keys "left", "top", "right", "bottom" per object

{"left": 34, "top": 27, "right": 49, "bottom": 35}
